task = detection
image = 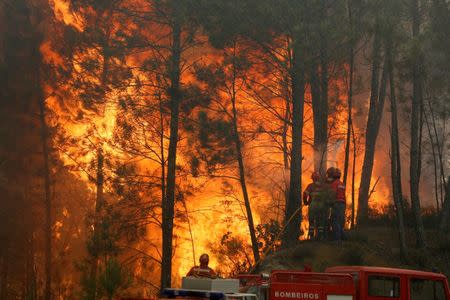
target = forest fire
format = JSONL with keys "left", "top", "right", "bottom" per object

{"left": 47, "top": 0, "right": 436, "bottom": 281}
{"left": 1, "top": 0, "right": 449, "bottom": 299}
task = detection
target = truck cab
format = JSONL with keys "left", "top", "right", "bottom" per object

{"left": 326, "top": 266, "right": 450, "bottom": 300}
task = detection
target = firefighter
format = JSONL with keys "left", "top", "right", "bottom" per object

{"left": 303, "top": 172, "right": 326, "bottom": 240}
{"left": 327, "top": 167, "right": 346, "bottom": 242}
{"left": 323, "top": 167, "right": 337, "bottom": 238}
{"left": 186, "top": 253, "right": 217, "bottom": 278}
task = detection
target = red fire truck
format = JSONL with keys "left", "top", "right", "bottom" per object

{"left": 123, "top": 265, "right": 450, "bottom": 300}
{"left": 238, "top": 266, "right": 450, "bottom": 300}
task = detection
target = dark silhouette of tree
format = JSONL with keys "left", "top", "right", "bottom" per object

{"left": 0, "top": 0, "right": 55, "bottom": 298}
{"left": 386, "top": 25, "right": 407, "bottom": 259}
{"left": 357, "top": 2, "right": 389, "bottom": 225}
{"left": 409, "top": 0, "right": 426, "bottom": 248}
{"left": 122, "top": 0, "right": 200, "bottom": 291}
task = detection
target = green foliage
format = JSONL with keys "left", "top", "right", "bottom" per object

{"left": 99, "top": 258, "right": 132, "bottom": 300}
{"left": 67, "top": 0, "right": 135, "bottom": 112}
{"left": 86, "top": 205, "right": 121, "bottom": 258}
{"left": 193, "top": 0, "right": 259, "bottom": 48}
{"left": 209, "top": 232, "right": 253, "bottom": 277}
{"left": 186, "top": 39, "right": 255, "bottom": 179}
{"left": 77, "top": 257, "right": 131, "bottom": 300}
{"left": 256, "top": 220, "right": 282, "bottom": 255}
{"left": 188, "top": 110, "right": 236, "bottom": 176}
{"left": 181, "top": 85, "right": 212, "bottom": 115}
{"left": 77, "top": 259, "right": 96, "bottom": 300}
{"left": 78, "top": 200, "right": 138, "bottom": 299}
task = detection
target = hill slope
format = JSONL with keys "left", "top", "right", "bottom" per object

{"left": 257, "top": 227, "right": 450, "bottom": 278}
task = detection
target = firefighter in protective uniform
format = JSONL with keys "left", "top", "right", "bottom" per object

{"left": 186, "top": 253, "right": 217, "bottom": 278}
{"left": 327, "top": 167, "right": 346, "bottom": 242}
{"left": 303, "top": 172, "right": 327, "bottom": 240}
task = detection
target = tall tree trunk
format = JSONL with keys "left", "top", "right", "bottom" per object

{"left": 38, "top": 73, "right": 52, "bottom": 300}
{"left": 343, "top": 0, "right": 355, "bottom": 187}
{"left": 318, "top": 4, "right": 328, "bottom": 173}
{"left": 160, "top": 14, "right": 181, "bottom": 293}
{"left": 282, "top": 36, "right": 292, "bottom": 170}
{"left": 282, "top": 42, "right": 305, "bottom": 248}
{"left": 386, "top": 36, "right": 407, "bottom": 258}
{"left": 282, "top": 37, "right": 293, "bottom": 223}
{"left": 231, "top": 93, "right": 260, "bottom": 263}
{"left": 230, "top": 44, "right": 260, "bottom": 263}
{"left": 88, "top": 16, "right": 111, "bottom": 296}
{"left": 158, "top": 91, "right": 166, "bottom": 212}
{"left": 439, "top": 176, "right": 450, "bottom": 232}
{"left": 410, "top": 0, "right": 426, "bottom": 248}
{"left": 424, "top": 105, "right": 440, "bottom": 212}
{"left": 311, "top": 1, "right": 329, "bottom": 174}
{"left": 311, "top": 63, "right": 328, "bottom": 174}
{"left": 90, "top": 149, "right": 104, "bottom": 300}
{"left": 357, "top": 26, "right": 387, "bottom": 225}
{"left": 427, "top": 98, "right": 447, "bottom": 206}
{"left": 282, "top": 93, "right": 291, "bottom": 170}
{"left": 351, "top": 124, "right": 357, "bottom": 228}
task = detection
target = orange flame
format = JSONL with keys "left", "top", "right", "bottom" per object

{"left": 43, "top": 1, "right": 398, "bottom": 292}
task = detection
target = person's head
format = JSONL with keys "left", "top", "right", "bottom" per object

{"left": 333, "top": 168, "right": 342, "bottom": 179}
{"left": 199, "top": 253, "right": 209, "bottom": 266}
{"left": 311, "top": 172, "right": 321, "bottom": 183}
{"left": 326, "top": 167, "right": 336, "bottom": 179}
